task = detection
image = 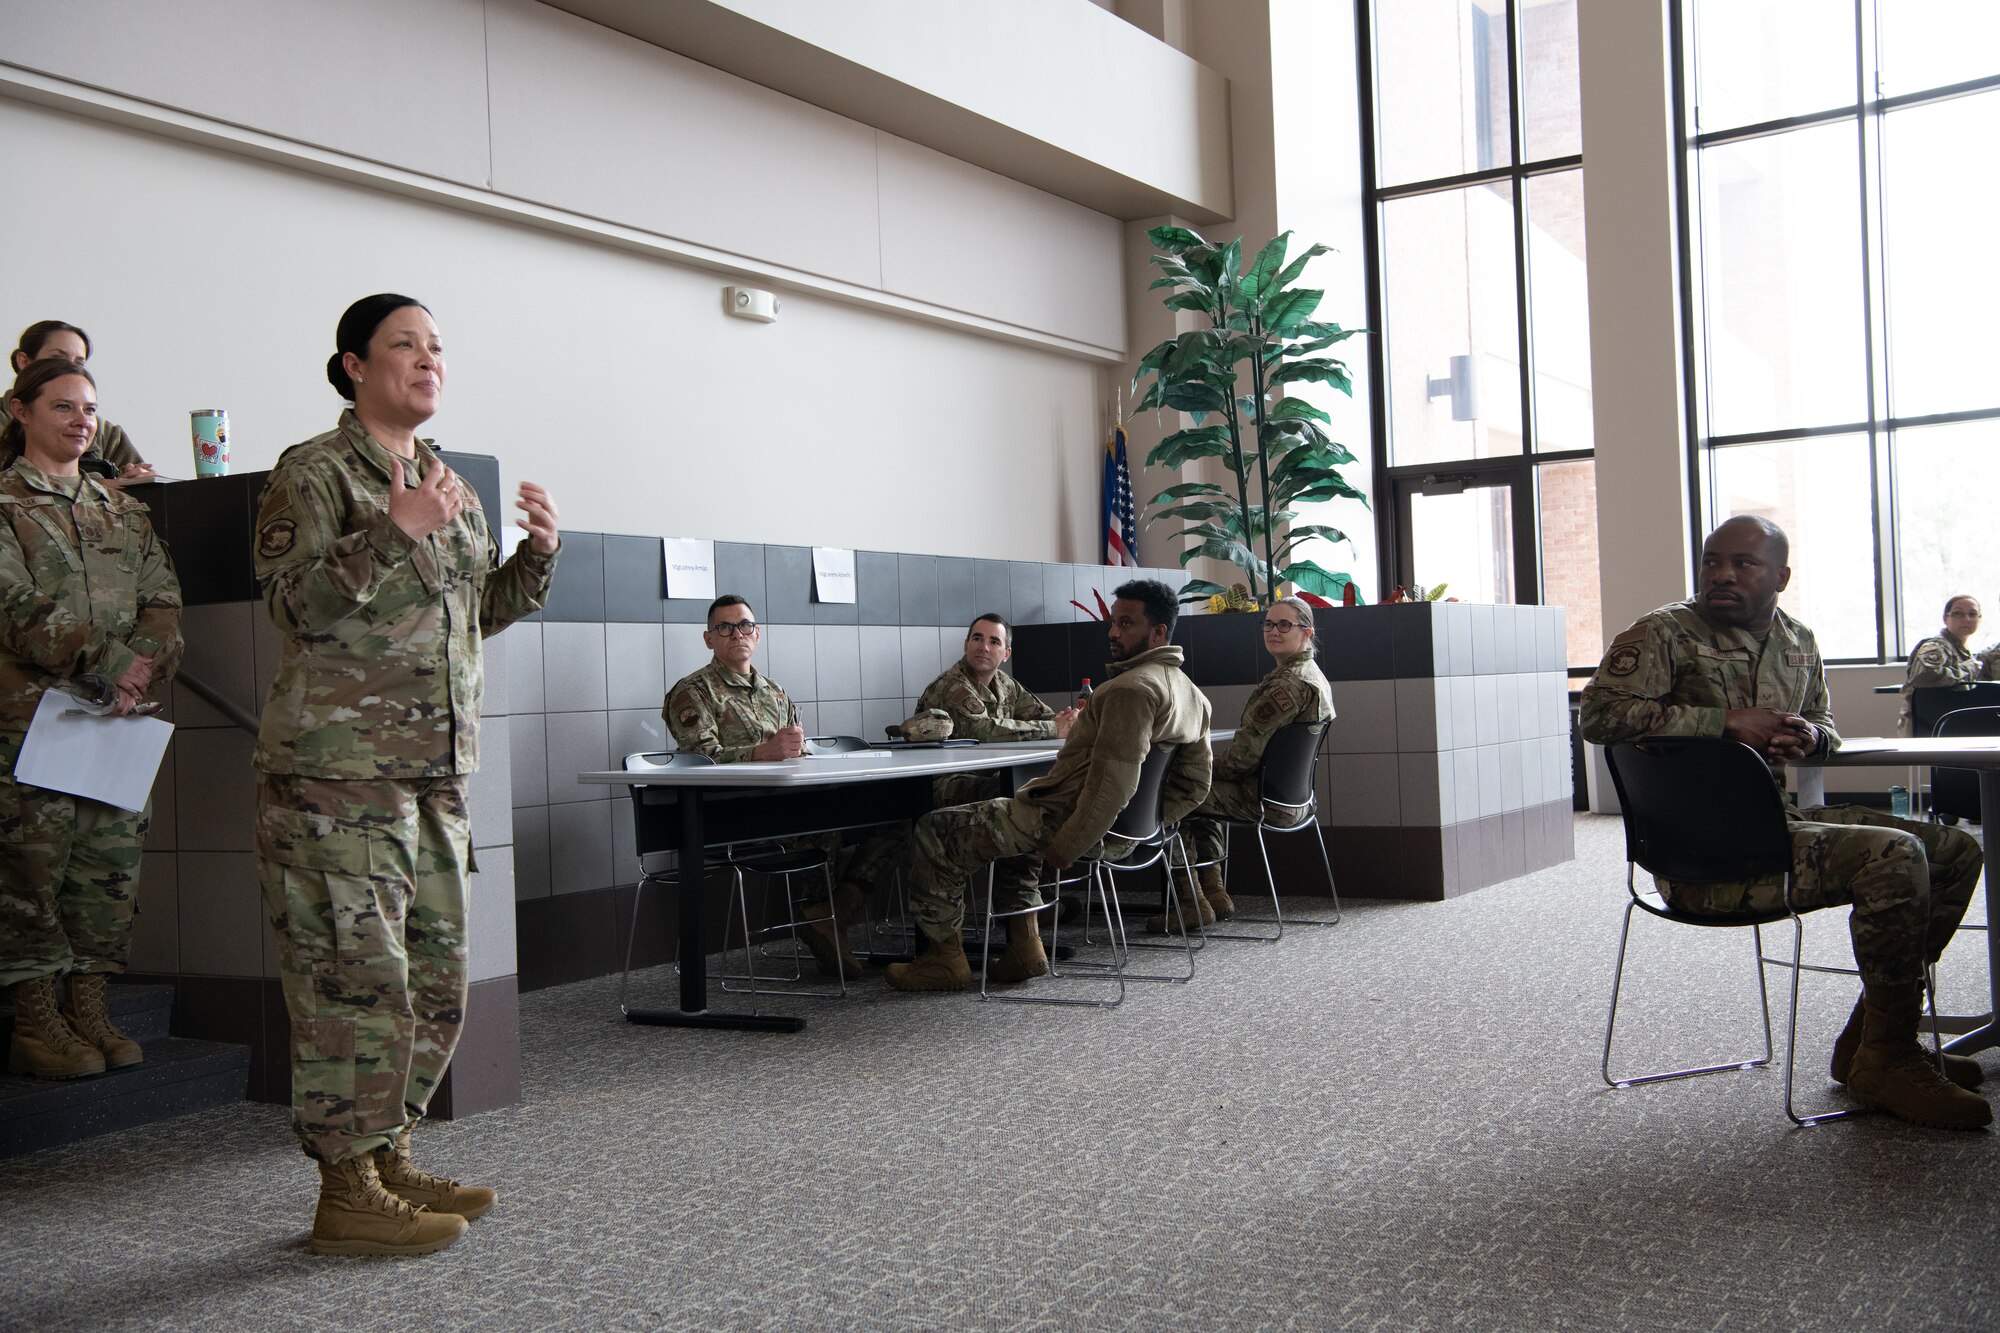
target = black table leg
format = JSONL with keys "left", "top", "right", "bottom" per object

{"left": 1943, "top": 769, "right": 1999, "bottom": 1056}
{"left": 623, "top": 784, "right": 806, "bottom": 1033}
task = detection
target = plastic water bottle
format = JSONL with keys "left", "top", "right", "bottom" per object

{"left": 1078, "top": 678, "right": 1093, "bottom": 709}
{"left": 1889, "top": 785, "right": 1910, "bottom": 818}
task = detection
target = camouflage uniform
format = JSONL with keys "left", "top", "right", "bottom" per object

{"left": 907, "top": 644, "right": 1212, "bottom": 940}
{"left": 0, "top": 457, "right": 182, "bottom": 987}
{"left": 1580, "top": 600, "right": 1981, "bottom": 987}
{"left": 253, "top": 411, "right": 555, "bottom": 1165}
{"left": 1897, "top": 634, "right": 2000, "bottom": 735}
{"left": 841, "top": 661, "right": 1065, "bottom": 895}
{"left": 1183, "top": 647, "right": 1334, "bottom": 865}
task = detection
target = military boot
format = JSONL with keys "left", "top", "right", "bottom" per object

{"left": 1844, "top": 982, "right": 1993, "bottom": 1130}
{"left": 885, "top": 932, "right": 971, "bottom": 992}
{"left": 1199, "top": 864, "right": 1235, "bottom": 922}
{"left": 376, "top": 1127, "right": 497, "bottom": 1220}
{"left": 310, "top": 1152, "right": 468, "bottom": 1256}
{"left": 799, "top": 883, "right": 867, "bottom": 980}
{"left": 987, "top": 914, "right": 1051, "bottom": 983}
{"left": 1830, "top": 993, "right": 1983, "bottom": 1090}
{"left": 59, "top": 973, "right": 144, "bottom": 1070}
{"left": 7, "top": 976, "right": 106, "bottom": 1079}
{"left": 1145, "top": 873, "right": 1216, "bottom": 935}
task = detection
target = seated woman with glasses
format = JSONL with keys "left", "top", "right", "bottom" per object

{"left": 1148, "top": 595, "right": 1333, "bottom": 933}
{"left": 1899, "top": 594, "right": 2000, "bottom": 736}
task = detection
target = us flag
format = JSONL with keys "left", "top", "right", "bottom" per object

{"left": 1103, "top": 422, "right": 1138, "bottom": 567}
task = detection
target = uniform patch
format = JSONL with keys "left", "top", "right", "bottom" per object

{"left": 258, "top": 518, "right": 298, "bottom": 559}
{"left": 1605, "top": 644, "right": 1641, "bottom": 676}
{"left": 1785, "top": 651, "right": 1816, "bottom": 667}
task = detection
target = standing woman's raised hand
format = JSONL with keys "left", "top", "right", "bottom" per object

{"left": 387, "top": 457, "right": 464, "bottom": 541}
{"left": 517, "top": 481, "right": 559, "bottom": 554}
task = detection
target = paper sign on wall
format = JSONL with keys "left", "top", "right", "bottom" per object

{"left": 665, "top": 538, "right": 716, "bottom": 602}
{"left": 812, "top": 547, "right": 856, "bottom": 604}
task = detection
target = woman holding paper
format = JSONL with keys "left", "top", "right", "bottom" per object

{"left": 0, "top": 357, "right": 182, "bottom": 1080}
{"left": 252, "top": 294, "right": 559, "bottom": 1257}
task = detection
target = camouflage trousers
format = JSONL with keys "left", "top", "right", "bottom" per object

{"left": 908, "top": 796, "right": 1134, "bottom": 941}
{"left": 1181, "top": 772, "right": 1268, "bottom": 867}
{"left": 839, "top": 772, "right": 1007, "bottom": 899}
{"left": 256, "top": 773, "right": 470, "bottom": 1166}
{"left": 0, "top": 731, "right": 147, "bottom": 988}
{"left": 1660, "top": 803, "right": 1982, "bottom": 987}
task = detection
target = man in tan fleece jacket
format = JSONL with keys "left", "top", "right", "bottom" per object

{"left": 886, "top": 578, "right": 1212, "bottom": 992}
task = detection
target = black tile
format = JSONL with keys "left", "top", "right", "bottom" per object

{"left": 1174, "top": 612, "right": 1262, "bottom": 687}
{"left": 714, "top": 542, "right": 766, "bottom": 617}
{"left": 857, "top": 551, "right": 899, "bottom": 625}
{"left": 1011, "top": 562, "right": 1048, "bottom": 625}
{"left": 438, "top": 450, "right": 501, "bottom": 529}
{"left": 1321, "top": 603, "right": 1396, "bottom": 681}
{"left": 898, "top": 554, "right": 938, "bottom": 625}
{"left": 763, "top": 545, "right": 813, "bottom": 623}
{"left": 974, "top": 560, "right": 1012, "bottom": 626}
{"left": 602, "top": 534, "right": 664, "bottom": 622}
{"left": 1067, "top": 621, "right": 1112, "bottom": 694}
{"left": 1385, "top": 602, "right": 1435, "bottom": 678}
{"left": 516, "top": 888, "right": 618, "bottom": 992}
{"left": 146, "top": 471, "right": 263, "bottom": 605}
{"left": 938, "top": 557, "right": 977, "bottom": 630}
{"left": 1010, "top": 624, "right": 1070, "bottom": 694}
{"left": 540, "top": 532, "right": 604, "bottom": 622}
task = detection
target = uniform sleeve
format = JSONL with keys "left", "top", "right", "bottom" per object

{"left": 1977, "top": 645, "right": 2000, "bottom": 681}
{"left": 1214, "top": 676, "right": 1307, "bottom": 780}
{"left": 94, "top": 421, "right": 143, "bottom": 470}
{"left": 1801, "top": 653, "right": 1840, "bottom": 757}
{"left": 946, "top": 675, "right": 1055, "bottom": 742}
{"left": 1160, "top": 732, "right": 1214, "bottom": 828}
{"left": 1578, "top": 617, "right": 1727, "bottom": 744}
{"left": 664, "top": 677, "right": 762, "bottom": 764}
{"left": 253, "top": 455, "right": 440, "bottom": 637}
{"left": 120, "top": 506, "right": 183, "bottom": 686}
{"left": 475, "top": 506, "right": 557, "bottom": 637}
{"left": 0, "top": 508, "right": 143, "bottom": 684}
{"left": 1046, "top": 686, "right": 1156, "bottom": 862}
{"left": 1905, "top": 638, "right": 1981, "bottom": 691}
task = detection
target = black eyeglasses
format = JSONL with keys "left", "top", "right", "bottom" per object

{"left": 708, "top": 621, "right": 759, "bottom": 638}
{"left": 1263, "top": 619, "right": 1307, "bottom": 632}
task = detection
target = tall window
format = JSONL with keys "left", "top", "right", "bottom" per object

{"left": 1681, "top": 0, "right": 2000, "bottom": 660}
{"left": 1361, "top": 0, "right": 1601, "bottom": 668}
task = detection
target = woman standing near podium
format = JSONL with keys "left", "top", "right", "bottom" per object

{"left": 1898, "top": 594, "right": 2000, "bottom": 735}
{"left": 0, "top": 357, "right": 181, "bottom": 1080}
{"left": 251, "top": 294, "right": 560, "bottom": 1256}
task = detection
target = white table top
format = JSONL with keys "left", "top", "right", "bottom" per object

{"left": 1801, "top": 736, "right": 2000, "bottom": 767}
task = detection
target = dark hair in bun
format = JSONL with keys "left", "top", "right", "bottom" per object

{"left": 326, "top": 293, "right": 430, "bottom": 400}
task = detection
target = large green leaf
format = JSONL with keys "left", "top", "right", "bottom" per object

{"left": 1239, "top": 231, "right": 1291, "bottom": 305}
{"left": 1273, "top": 525, "right": 1353, "bottom": 562}
{"left": 1163, "top": 290, "right": 1216, "bottom": 316}
{"left": 1269, "top": 396, "right": 1332, "bottom": 425}
{"left": 1281, "top": 560, "right": 1364, "bottom": 603}
{"left": 1148, "top": 225, "right": 1209, "bottom": 254}
{"left": 1132, "top": 380, "right": 1163, "bottom": 414}
{"left": 1268, "top": 357, "right": 1351, "bottom": 388}
{"left": 1268, "top": 243, "right": 1330, "bottom": 294}
{"left": 1262, "top": 287, "right": 1325, "bottom": 334}
{"left": 1131, "top": 337, "right": 1177, "bottom": 384}
{"left": 1156, "top": 502, "right": 1248, "bottom": 534}
{"left": 1165, "top": 330, "right": 1227, "bottom": 379}
{"left": 1144, "top": 425, "right": 1233, "bottom": 469}
{"left": 1159, "top": 382, "right": 1228, "bottom": 414}
{"left": 1187, "top": 536, "right": 1268, "bottom": 583}
{"left": 1215, "top": 237, "right": 1243, "bottom": 306}
{"left": 1176, "top": 578, "right": 1229, "bottom": 605}
{"left": 1148, "top": 481, "right": 1228, "bottom": 503}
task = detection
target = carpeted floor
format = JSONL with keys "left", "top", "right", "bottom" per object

{"left": 3, "top": 814, "right": 1996, "bottom": 1331}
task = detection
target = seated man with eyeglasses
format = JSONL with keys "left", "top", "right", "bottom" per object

{"left": 664, "top": 594, "right": 860, "bottom": 978}
{"left": 1148, "top": 595, "right": 1333, "bottom": 934}
{"left": 886, "top": 579, "right": 1212, "bottom": 993}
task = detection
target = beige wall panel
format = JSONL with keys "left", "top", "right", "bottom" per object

{"left": 876, "top": 135, "right": 1125, "bottom": 353}
{"left": 0, "top": 100, "right": 1100, "bottom": 562}
{"left": 0, "top": 0, "right": 490, "bottom": 186}
{"left": 485, "top": 0, "right": 883, "bottom": 288}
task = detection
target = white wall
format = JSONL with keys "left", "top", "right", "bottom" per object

{"left": 0, "top": 99, "right": 1107, "bottom": 559}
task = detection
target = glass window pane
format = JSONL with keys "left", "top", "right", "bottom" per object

{"left": 1525, "top": 169, "right": 1592, "bottom": 454}
{"left": 1374, "top": 0, "right": 1509, "bottom": 186}
{"left": 1894, "top": 420, "right": 2000, "bottom": 654}
{"left": 1382, "top": 182, "right": 1524, "bottom": 467}
{"left": 1710, "top": 436, "right": 1877, "bottom": 658}
{"left": 1409, "top": 484, "right": 1516, "bottom": 603}
{"left": 1520, "top": 0, "right": 1581, "bottom": 162}
{"left": 1537, "top": 459, "right": 1602, "bottom": 667}
{"left": 1696, "top": 122, "right": 1867, "bottom": 436}
{"left": 1882, "top": 90, "right": 2000, "bottom": 419}
{"left": 1690, "top": 0, "right": 1857, "bottom": 133}
{"left": 1878, "top": 0, "right": 2000, "bottom": 97}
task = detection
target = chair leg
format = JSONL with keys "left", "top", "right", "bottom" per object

{"left": 618, "top": 872, "right": 655, "bottom": 1016}
{"left": 1602, "top": 901, "right": 1778, "bottom": 1089}
{"left": 1111, "top": 838, "right": 1198, "bottom": 983}
{"left": 1784, "top": 914, "right": 1864, "bottom": 1127}
{"left": 982, "top": 862, "right": 1123, "bottom": 1008}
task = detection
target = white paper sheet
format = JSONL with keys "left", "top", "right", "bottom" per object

{"left": 812, "top": 547, "right": 856, "bottom": 604}
{"left": 14, "top": 690, "right": 175, "bottom": 813}
{"left": 665, "top": 537, "right": 716, "bottom": 602}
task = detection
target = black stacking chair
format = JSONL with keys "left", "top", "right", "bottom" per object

{"left": 616, "top": 752, "right": 857, "bottom": 1022}
{"left": 1929, "top": 706, "right": 2000, "bottom": 825}
{"left": 1601, "top": 738, "right": 1944, "bottom": 1127}
{"left": 1179, "top": 720, "right": 1340, "bottom": 943}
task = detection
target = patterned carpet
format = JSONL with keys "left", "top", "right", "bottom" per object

{"left": 3, "top": 814, "right": 1996, "bottom": 1332}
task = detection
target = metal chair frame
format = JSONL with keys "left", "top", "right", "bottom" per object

{"left": 1179, "top": 720, "right": 1340, "bottom": 944}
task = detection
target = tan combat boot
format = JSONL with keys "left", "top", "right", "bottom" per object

{"left": 800, "top": 883, "right": 867, "bottom": 980}
{"left": 1830, "top": 993, "right": 1983, "bottom": 1090}
{"left": 7, "top": 976, "right": 106, "bottom": 1079}
{"left": 1199, "top": 864, "right": 1235, "bottom": 922}
{"left": 987, "top": 914, "right": 1051, "bottom": 983}
{"left": 310, "top": 1152, "right": 468, "bottom": 1256}
{"left": 1146, "top": 873, "right": 1216, "bottom": 935}
{"left": 376, "top": 1127, "right": 497, "bottom": 1220}
{"left": 885, "top": 932, "right": 972, "bottom": 992}
{"left": 1844, "top": 982, "right": 1993, "bottom": 1130}
{"left": 60, "top": 973, "right": 144, "bottom": 1070}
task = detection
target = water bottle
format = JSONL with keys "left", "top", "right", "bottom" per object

{"left": 1889, "top": 785, "right": 1910, "bottom": 818}
{"left": 1077, "top": 678, "right": 1093, "bottom": 709}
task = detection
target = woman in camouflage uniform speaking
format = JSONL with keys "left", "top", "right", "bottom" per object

{"left": 0, "top": 358, "right": 182, "bottom": 1081}
{"left": 252, "top": 295, "right": 560, "bottom": 1256}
